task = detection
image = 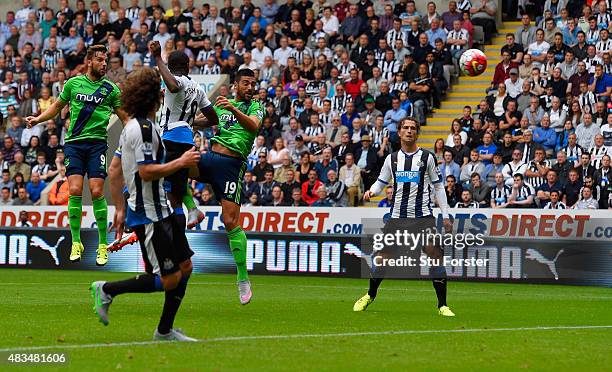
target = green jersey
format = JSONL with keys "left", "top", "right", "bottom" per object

{"left": 211, "top": 99, "right": 264, "bottom": 159}
{"left": 59, "top": 75, "right": 121, "bottom": 143}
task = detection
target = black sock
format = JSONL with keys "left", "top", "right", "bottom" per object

{"left": 368, "top": 277, "right": 383, "bottom": 298}
{"left": 157, "top": 275, "right": 189, "bottom": 335}
{"left": 432, "top": 277, "right": 447, "bottom": 308}
{"left": 103, "top": 273, "right": 162, "bottom": 297}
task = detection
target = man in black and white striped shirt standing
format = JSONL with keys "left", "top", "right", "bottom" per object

{"left": 354, "top": 117, "right": 455, "bottom": 317}
{"left": 90, "top": 68, "right": 200, "bottom": 342}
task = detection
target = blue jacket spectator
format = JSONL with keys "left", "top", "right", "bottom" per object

{"left": 25, "top": 173, "right": 45, "bottom": 203}
{"left": 533, "top": 117, "right": 557, "bottom": 151}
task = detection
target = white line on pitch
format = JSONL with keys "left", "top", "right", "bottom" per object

{"left": 1, "top": 282, "right": 611, "bottom": 298}
{"left": 0, "top": 325, "right": 610, "bottom": 353}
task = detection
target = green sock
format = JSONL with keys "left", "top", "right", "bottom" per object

{"left": 182, "top": 185, "right": 197, "bottom": 211}
{"left": 68, "top": 195, "right": 82, "bottom": 244}
{"left": 227, "top": 226, "right": 248, "bottom": 281}
{"left": 92, "top": 196, "right": 108, "bottom": 245}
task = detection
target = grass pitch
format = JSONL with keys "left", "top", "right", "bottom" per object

{"left": 0, "top": 269, "right": 610, "bottom": 370}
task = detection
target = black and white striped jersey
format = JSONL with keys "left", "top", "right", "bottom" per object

{"left": 578, "top": 91, "right": 597, "bottom": 114}
{"left": 456, "top": 0, "right": 472, "bottom": 12}
{"left": 596, "top": 12, "right": 611, "bottom": 29}
{"left": 379, "top": 59, "right": 402, "bottom": 82}
{"left": 490, "top": 185, "right": 512, "bottom": 206}
{"left": 369, "top": 127, "right": 389, "bottom": 150}
{"left": 544, "top": 201, "right": 567, "bottom": 209}
{"left": 584, "top": 55, "right": 603, "bottom": 74}
{"left": 337, "top": 61, "right": 357, "bottom": 78}
{"left": 563, "top": 144, "right": 584, "bottom": 164}
{"left": 512, "top": 183, "right": 535, "bottom": 202}
{"left": 120, "top": 117, "right": 172, "bottom": 227}
{"left": 596, "top": 38, "right": 612, "bottom": 54}
{"left": 589, "top": 145, "right": 609, "bottom": 169}
{"left": 447, "top": 29, "right": 469, "bottom": 51}
{"left": 289, "top": 48, "right": 312, "bottom": 65}
{"left": 386, "top": 29, "right": 407, "bottom": 47}
{"left": 159, "top": 75, "right": 212, "bottom": 135}
{"left": 201, "top": 64, "right": 221, "bottom": 75}
{"left": 375, "top": 148, "right": 442, "bottom": 218}
{"left": 304, "top": 123, "right": 326, "bottom": 138}
{"left": 126, "top": 6, "right": 141, "bottom": 22}
{"left": 586, "top": 29, "right": 600, "bottom": 45}
{"left": 526, "top": 159, "right": 551, "bottom": 189}
{"left": 31, "top": 163, "right": 49, "bottom": 176}
{"left": 456, "top": 201, "right": 480, "bottom": 208}
{"left": 306, "top": 80, "right": 326, "bottom": 96}
{"left": 390, "top": 81, "right": 409, "bottom": 94}
{"left": 319, "top": 112, "right": 334, "bottom": 128}
{"left": 331, "top": 94, "right": 352, "bottom": 113}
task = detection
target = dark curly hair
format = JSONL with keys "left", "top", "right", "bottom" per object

{"left": 120, "top": 68, "right": 162, "bottom": 119}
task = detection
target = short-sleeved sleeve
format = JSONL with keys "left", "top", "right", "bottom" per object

{"left": 111, "top": 84, "right": 122, "bottom": 109}
{"left": 247, "top": 101, "right": 265, "bottom": 123}
{"left": 59, "top": 78, "right": 73, "bottom": 102}
{"left": 197, "top": 87, "right": 212, "bottom": 110}
{"left": 126, "top": 123, "right": 155, "bottom": 165}
{"left": 427, "top": 152, "right": 442, "bottom": 184}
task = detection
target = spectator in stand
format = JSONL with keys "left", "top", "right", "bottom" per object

{"left": 377, "top": 185, "right": 393, "bottom": 208}
{"left": 460, "top": 149, "right": 485, "bottom": 186}
{"left": 12, "top": 186, "right": 32, "bottom": 205}
{"left": 575, "top": 112, "right": 601, "bottom": 150}
{"left": 339, "top": 153, "right": 362, "bottom": 206}
{"left": 445, "top": 174, "right": 462, "bottom": 207}
{"left": 286, "top": 187, "right": 309, "bottom": 206}
{"left": 266, "top": 185, "right": 285, "bottom": 206}
{"left": 508, "top": 173, "right": 535, "bottom": 208}
{"left": 273, "top": 152, "right": 295, "bottom": 184}
{"left": 253, "top": 150, "right": 273, "bottom": 182}
{"left": 490, "top": 50, "right": 517, "bottom": 91}
{"left": 468, "top": 172, "right": 490, "bottom": 208}
{"left": 440, "top": 149, "right": 461, "bottom": 185}
{"left": 490, "top": 172, "right": 511, "bottom": 208}
{"left": 9, "top": 151, "right": 30, "bottom": 182}
{"left": 25, "top": 171, "right": 45, "bottom": 204}
{"left": 573, "top": 185, "right": 599, "bottom": 209}
{"left": 301, "top": 168, "right": 323, "bottom": 205}
{"left": 0, "top": 186, "right": 11, "bottom": 205}
{"left": 241, "top": 170, "right": 259, "bottom": 204}
{"left": 535, "top": 169, "right": 562, "bottom": 207}
{"left": 532, "top": 115, "right": 557, "bottom": 156}
{"left": 314, "top": 147, "right": 338, "bottom": 184}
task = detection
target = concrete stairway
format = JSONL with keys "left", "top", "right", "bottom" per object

{"left": 418, "top": 22, "right": 522, "bottom": 149}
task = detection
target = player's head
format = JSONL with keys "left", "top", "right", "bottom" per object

{"left": 234, "top": 68, "right": 256, "bottom": 101}
{"left": 167, "top": 50, "right": 190, "bottom": 76}
{"left": 86, "top": 44, "right": 108, "bottom": 79}
{"left": 120, "top": 67, "right": 163, "bottom": 119}
{"left": 399, "top": 117, "right": 420, "bottom": 145}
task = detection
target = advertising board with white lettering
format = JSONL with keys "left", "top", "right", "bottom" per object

{"left": 0, "top": 228, "right": 609, "bottom": 286}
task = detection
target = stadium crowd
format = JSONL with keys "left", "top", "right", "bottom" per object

{"left": 0, "top": 0, "right": 609, "bottom": 210}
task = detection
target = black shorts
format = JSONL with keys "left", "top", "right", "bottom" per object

{"left": 133, "top": 214, "right": 194, "bottom": 277}
{"left": 196, "top": 151, "right": 247, "bottom": 205}
{"left": 63, "top": 140, "right": 108, "bottom": 179}
{"left": 162, "top": 140, "right": 193, "bottom": 196}
{"left": 379, "top": 216, "right": 441, "bottom": 254}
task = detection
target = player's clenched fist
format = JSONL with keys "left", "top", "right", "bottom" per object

{"left": 215, "top": 96, "right": 234, "bottom": 111}
{"left": 25, "top": 116, "right": 39, "bottom": 128}
{"left": 149, "top": 41, "right": 162, "bottom": 58}
{"left": 179, "top": 147, "right": 201, "bottom": 167}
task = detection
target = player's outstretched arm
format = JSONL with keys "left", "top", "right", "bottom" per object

{"left": 216, "top": 96, "right": 261, "bottom": 132}
{"left": 108, "top": 154, "right": 126, "bottom": 239}
{"left": 25, "top": 99, "right": 68, "bottom": 128}
{"left": 138, "top": 147, "right": 200, "bottom": 182}
{"left": 150, "top": 41, "right": 180, "bottom": 93}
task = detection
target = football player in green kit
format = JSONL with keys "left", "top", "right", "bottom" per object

{"left": 190, "top": 68, "right": 264, "bottom": 305}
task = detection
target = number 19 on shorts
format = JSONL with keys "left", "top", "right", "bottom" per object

{"left": 224, "top": 181, "right": 237, "bottom": 198}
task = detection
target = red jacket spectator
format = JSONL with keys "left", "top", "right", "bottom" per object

{"left": 345, "top": 78, "right": 365, "bottom": 99}
{"left": 491, "top": 61, "right": 518, "bottom": 87}
{"left": 301, "top": 177, "right": 323, "bottom": 205}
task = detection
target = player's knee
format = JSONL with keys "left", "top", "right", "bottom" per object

{"left": 161, "top": 271, "right": 182, "bottom": 291}
{"left": 179, "top": 259, "right": 193, "bottom": 277}
{"left": 69, "top": 184, "right": 83, "bottom": 196}
{"left": 223, "top": 214, "right": 239, "bottom": 230}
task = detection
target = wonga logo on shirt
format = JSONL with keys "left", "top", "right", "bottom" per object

{"left": 395, "top": 171, "right": 420, "bottom": 183}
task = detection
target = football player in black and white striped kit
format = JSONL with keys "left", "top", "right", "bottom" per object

{"left": 525, "top": 148, "right": 551, "bottom": 189}
{"left": 91, "top": 67, "right": 201, "bottom": 341}
{"left": 353, "top": 117, "right": 455, "bottom": 317}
